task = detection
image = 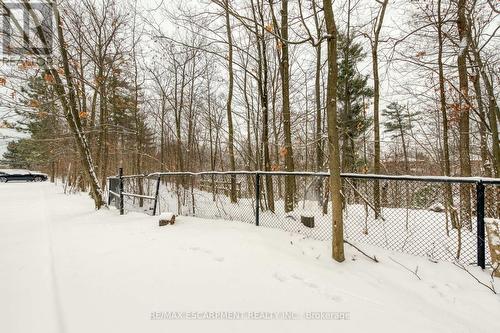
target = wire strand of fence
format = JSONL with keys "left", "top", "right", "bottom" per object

{"left": 114, "top": 171, "right": 500, "bottom": 185}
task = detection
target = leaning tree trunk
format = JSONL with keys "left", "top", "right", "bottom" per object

{"left": 43, "top": 4, "right": 104, "bottom": 208}
{"left": 468, "top": 40, "right": 500, "bottom": 178}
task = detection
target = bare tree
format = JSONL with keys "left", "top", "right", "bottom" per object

{"left": 224, "top": 0, "right": 238, "bottom": 203}
{"left": 367, "top": 0, "right": 389, "bottom": 218}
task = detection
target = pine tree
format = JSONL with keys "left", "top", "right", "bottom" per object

{"left": 337, "top": 33, "right": 373, "bottom": 172}
{"left": 107, "top": 65, "right": 155, "bottom": 176}
{"left": 3, "top": 139, "right": 35, "bottom": 169}
{"left": 382, "top": 102, "right": 420, "bottom": 172}
{"left": 3, "top": 75, "right": 62, "bottom": 172}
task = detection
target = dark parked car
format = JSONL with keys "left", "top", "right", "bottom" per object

{"left": 0, "top": 170, "right": 48, "bottom": 183}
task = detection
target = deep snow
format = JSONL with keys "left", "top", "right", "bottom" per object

{"left": 1, "top": 182, "right": 499, "bottom": 333}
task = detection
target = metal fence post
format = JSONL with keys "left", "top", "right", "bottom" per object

{"left": 107, "top": 178, "right": 112, "bottom": 206}
{"left": 476, "top": 181, "right": 485, "bottom": 269}
{"left": 255, "top": 172, "right": 260, "bottom": 226}
{"left": 119, "top": 167, "right": 124, "bottom": 216}
{"left": 152, "top": 176, "right": 161, "bottom": 216}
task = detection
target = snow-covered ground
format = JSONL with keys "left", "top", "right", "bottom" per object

{"left": 123, "top": 179, "right": 485, "bottom": 265}
{"left": 1, "top": 182, "right": 499, "bottom": 333}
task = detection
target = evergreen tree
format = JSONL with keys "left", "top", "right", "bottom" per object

{"left": 106, "top": 65, "right": 155, "bottom": 175}
{"left": 337, "top": 33, "right": 373, "bottom": 172}
{"left": 382, "top": 102, "right": 420, "bottom": 172}
{"left": 3, "top": 139, "right": 35, "bottom": 169}
{"left": 3, "top": 75, "right": 63, "bottom": 173}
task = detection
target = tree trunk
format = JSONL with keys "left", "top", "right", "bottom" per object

{"left": 224, "top": 0, "right": 238, "bottom": 202}
{"left": 341, "top": 0, "right": 353, "bottom": 173}
{"left": 457, "top": 0, "right": 472, "bottom": 229}
{"left": 437, "top": 0, "right": 458, "bottom": 229}
{"left": 278, "top": 0, "right": 296, "bottom": 212}
{"left": 471, "top": 65, "right": 491, "bottom": 177}
{"left": 50, "top": 4, "right": 103, "bottom": 207}
{"left": 313, "top": 0, "right": 324, "bottom": 204}
{"left": 372, "top": 0, "right": 388, "bottom": 219}
{"left": 252, "top": 0, "right": 274, "bottom": 212}
{"left": 468, "top": 38, "right": 500, "bottom": 178}
{"left": 323, "top": 0, "right": 345, "bottom": 262}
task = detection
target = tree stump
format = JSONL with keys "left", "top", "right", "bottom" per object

{"left": 159, "top": 212, "right": 175, "bottom": 226}
{"left": 301, "top": 215, "right": 315, "bottom": 228}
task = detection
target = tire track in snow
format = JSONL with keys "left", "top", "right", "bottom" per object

{"left": 39, "top": 185, "right": 68, "bottom": 333}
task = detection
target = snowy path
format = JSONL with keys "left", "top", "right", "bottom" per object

{"left": 0, "top": 183, "right": 65, "bottom": 332}
{"left": 1, "top": 183, "right": 499, "bottom": 333}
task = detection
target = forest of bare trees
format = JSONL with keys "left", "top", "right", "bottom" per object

{"left": 0, "top": 0, "right": 498, "bottom": 261}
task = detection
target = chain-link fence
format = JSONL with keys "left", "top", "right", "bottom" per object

{"left": 107, "top": 171, "right": 500, "bottom": 267}
{"left": 107, "top": 176, "right": 121, "bottom": 210}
